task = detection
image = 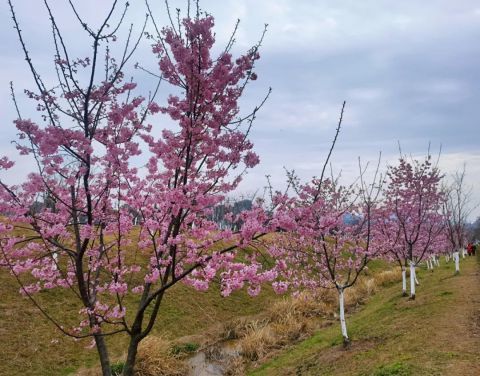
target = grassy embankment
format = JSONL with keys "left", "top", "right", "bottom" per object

{"left": 4, "top": 222, "right": 477, "bottom": 376}
{"left": 250, "top": 256, "right": 480, "bottom": 376}
{"left": 0, "top": 232, "right": 407, "bottom": 376}
{"left": 0, "top": 257, "right": 277, "bottom": 376}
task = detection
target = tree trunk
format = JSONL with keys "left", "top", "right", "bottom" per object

{"left": 409, "top": 262, "right": 416, "bottom": 300}
{"left": 122, "top": 287, "right": 165, "bottom": 375}
{"left": 401, "top": 267, "right": 407, "bottom": 296}
{"left": 122, "top": 336, "right": 140, "bottom": 376}
{"left": 454, "top": 251, "right": 460, "bottom": 274}
{"left": 338, "top": 287, "right": 349, "bottom": 344}
{"left": 95, "top": 334, "right": 112, "bottom": 376}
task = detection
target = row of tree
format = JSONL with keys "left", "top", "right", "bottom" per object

{"left": 267, "top": 149, "right": 473, "bottom": 343}
{"left": 0, "top": 2, "right": 474, "bottom": 375}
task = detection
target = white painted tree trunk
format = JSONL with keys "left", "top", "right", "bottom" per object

{"left": 402, "top": 267, "right": 407, "bottom": 296}
{"left": 52, "top": 252, "right": 58, "bottom": 270}
{"left": 462, "top": 249, "right": 466, "bottom": 258}
{"left": 453, "top": 251, "right": 460, "bottom": 273}
{"left": 409, "top": 262, "right": 416, "bottom": 299}
{"left": 427, "top": 260, "right": 431, "bottom": 270}
{"left": 338, "top": 288, "right": 349, "bottom": 343}
{"left": 435, "top": 257, "right": 440, "bottom": 267}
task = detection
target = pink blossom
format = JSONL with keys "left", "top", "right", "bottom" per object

{"left": 0, "top": 6, "right": 274, "bottom": 360}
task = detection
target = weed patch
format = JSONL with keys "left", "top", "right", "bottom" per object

{"left": 170, "top": 342, "right": 199, "bottom": 356}
{"left": 438, "top": 291, "right": 453, "bottom": 296}
{"left": 110, "top": 362, "right": 125, "bottom": 376}
{"left": 372, "top": 361, "right": 412, "bottom": 376}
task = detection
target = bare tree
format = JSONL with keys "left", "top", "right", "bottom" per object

{"left": 443, "top": 165, "right": 478, "bottom": 273}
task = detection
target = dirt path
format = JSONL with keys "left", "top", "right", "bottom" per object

{"left": 250, "top": 257, "right": 480, "bottom": 375}
{"left": 427, "top": 261, "right": 480, "bottom": 375}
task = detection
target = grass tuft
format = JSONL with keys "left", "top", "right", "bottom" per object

{"left": 170, "top": 342, "right": 199, "bottom": 356}
{"left": 240, "top": 324, "right": 277, "bottom": 361}
{"left": 372, "top": 361, "right": 412, "bottom": 376}
{"left": 110, "top": 362, "right": 125, "bottom": 376}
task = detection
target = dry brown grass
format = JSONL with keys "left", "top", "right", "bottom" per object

{"left": 224, "top": 356, "right": 246, "bottom": 376}
{"left": 232, "top": 291, "right": 333, "bottom": 362}
{"left": 134, "top": 336, "right": 188, "bottom": 376}
{"left": 374, "top": 268, "right": 403, "bottom": 286}
{"left": 222, "top": 267, "right": 402, "bottom": 368}
{"left": 75, "top": 366, "right": 102, "bottom": 376}
{"left": 75, "top": 337, "right": 188, "bottom": 376}
{"left": 344, "top": 269, "right": 402, "bottom": 308}
{"left": 344, "top": 278, "right": 377, "bottom": 306}
{"left": 239, "top": 324, "right": 277, "bottom": 361}
{"left": 219, "top": 316, "right": 259, "bottom": 340}
{"left": 269, "top": 290, "right": 336, "bottom": 320}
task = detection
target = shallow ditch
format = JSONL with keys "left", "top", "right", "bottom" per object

{"left": 187, "top": 341, "right": 240, "bottom": 376}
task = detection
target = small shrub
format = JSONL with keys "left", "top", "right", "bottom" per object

{"left": 111, "top": 362, "right": 124, "bottom": 376}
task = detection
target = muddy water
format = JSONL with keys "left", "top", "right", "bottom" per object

{"left": 187, "top": 352, "right": 224, "bottom": 376}
{"left": 187, "top": 341, "right": 240, "bottom": 376}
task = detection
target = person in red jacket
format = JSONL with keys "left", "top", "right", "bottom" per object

{"left": 467, "top": 243, "right": 473, "bottom": 256}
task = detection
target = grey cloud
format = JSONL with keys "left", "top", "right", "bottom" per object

{"left": 1, "top": 0, "right": 479, "bottom": 218}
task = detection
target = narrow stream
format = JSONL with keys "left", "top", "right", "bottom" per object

{"left": 187, "top": 341, "right": 240, "bottom": 376}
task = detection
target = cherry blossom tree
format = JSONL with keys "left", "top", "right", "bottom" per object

{"left": 375, "top": 198, "right": 446, "bottom": 296}
{"left": 374, "top": 203, "right": 410, "bottom": 295}
{"left": 269, "top": 171, "right": 382, "bottom": 344}
{"left": 266, "top": 107, "right": 384, "bottom": 344}
{"left": 383, "top": 155, "right": 446, "bottom": 299}
{"left": 0, "top": 2, "right": 275, "bottom": 375}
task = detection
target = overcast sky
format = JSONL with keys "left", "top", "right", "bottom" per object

{"left": 1, "top": 0, "right": 479, "bottom": 219}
